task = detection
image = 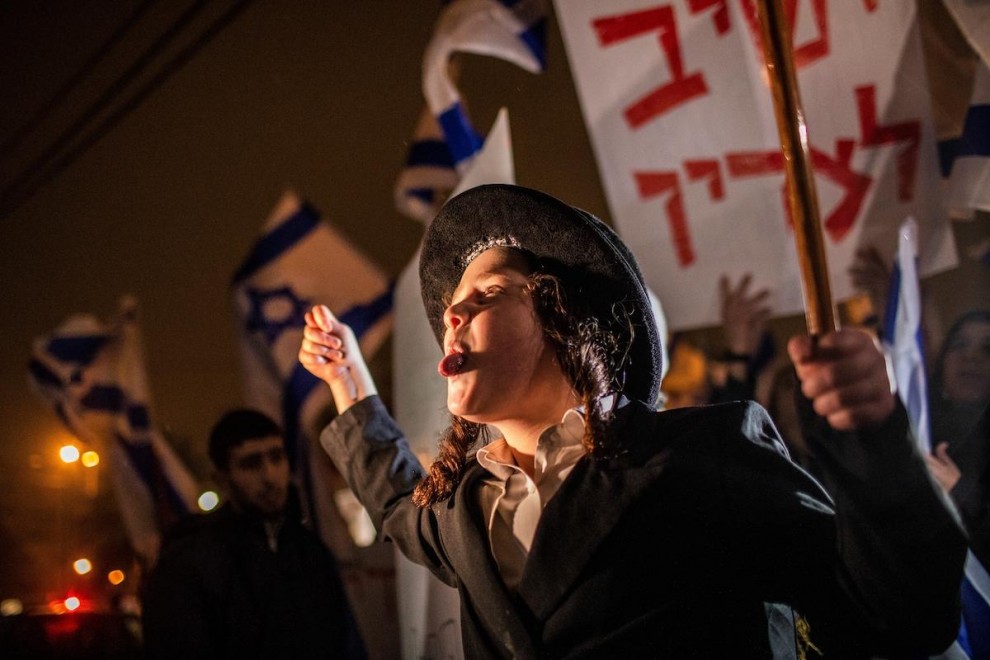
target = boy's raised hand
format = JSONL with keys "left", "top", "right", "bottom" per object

{"left": 299, "top": 305, "right": 376, "bottom": 413}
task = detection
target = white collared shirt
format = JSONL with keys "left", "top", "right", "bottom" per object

{"left": 476, "top": 409, "right": 587, "bottom": 590}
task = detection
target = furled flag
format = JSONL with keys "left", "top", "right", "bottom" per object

{"left": 882, "top": 218, "right": 929, "bottom": 453}
{"left": 394, "top": 0, "right": 547, "bottom": 222}
{"left": 28, "top": 297, "right": 200, "bottom": 568}
{"left": 231, "top": 190, "right": 393, "bottom": 555}
{"left": 882, "top": 219, "right": 990, "bottom": 659}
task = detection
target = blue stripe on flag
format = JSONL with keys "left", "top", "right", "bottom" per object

{"left": 80, "top": 385, "right": 125, "bottom": 412}
{"left": 406, "top": 139, "right": 455, "bottom": 168}
{"left": 232, "top": 203, "right": 321, "bottom": 285}
{"left": 938, "top": 104, "right": 990, "bottom": 177}
{"left": 28, "top": 358, "right": 64, "bottom": 388}
{"left": 338, "top": 284, "right": 395, "bottom": 339}
{"left": 437, "top": 102, "right": 484, "bottom": 166}
{"left": 519, "top": 18, "right": 547, "bottom": 69}
{"left": 117, "top": 434, "right": 190, "bottom": 518}
{"left": 281, "top": 364, "right": 321, "bottom": 468}
{"left": 962, "top": 574, "right": 990, "bottom": 658}
{"left": 46, "top": 335, "right": 110, "bottom": 365}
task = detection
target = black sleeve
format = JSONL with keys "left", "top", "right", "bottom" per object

{"left": 803, "top": 397, "right": 966, "bottom": 654}
{"left": 951, "top": 468, "right": 990, "bottom": 570}
{"left": 724, "top": 400, "right": 966, "bottom": 656}
{"left": 320, "top": 395, "right": 458, "bottom": 587}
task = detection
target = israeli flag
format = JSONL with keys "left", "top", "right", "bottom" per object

{"left": 28, "top": 298, "right": 200, "bottom": 568}
{"left": 394, "top": 0, "right": 547, "bottom": 222}
{"left": 231, "top": 190, "right": 393, "bottom": 554}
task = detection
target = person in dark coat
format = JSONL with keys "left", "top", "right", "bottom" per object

{"left": 299, "top": 184, "right": 965, "bottom": 658}
{"left": 142, "top": 409, "right": 366, "bottom": 659}
{"left": 925, "top": 310, "right": 990, "bottom": 569}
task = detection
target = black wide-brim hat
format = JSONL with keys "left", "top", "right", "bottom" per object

{"left": 420, "top": 184, "right": 662, "bottom": 404}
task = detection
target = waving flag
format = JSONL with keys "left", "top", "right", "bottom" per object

{"left": 232, "top": 190, "right": 396, "bottom": 656}
{"left": 394, "top": 0, "right": 547, "bottom": 222}
{"left": 28, "top": 298, "right": 200, "bottom": 568}
{"left": 231, "top": 190, "right": 392, "bottom": 550}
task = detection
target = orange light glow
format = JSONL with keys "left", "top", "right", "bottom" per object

{"left": 107, "top": 570, "right": 125, "bottom": 585}
{"left": 81, "top": 450, "right": 100, "bottom": 468}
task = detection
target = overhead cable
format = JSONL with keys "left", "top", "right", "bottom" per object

{"left": 0, "top": 0, "right": 161, "bottom": 159}
{"left": 1, "top": 0, "right": 214, "bottom": 215}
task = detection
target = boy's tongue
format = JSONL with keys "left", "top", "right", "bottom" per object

{"left": 438, "top": 352, "right": 466, "bottom": 377}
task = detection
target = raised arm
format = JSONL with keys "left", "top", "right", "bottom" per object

{"left": 300, "top": 305, "right": 456, "bottom": 585}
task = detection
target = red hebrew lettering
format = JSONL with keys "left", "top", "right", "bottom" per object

{"left": 635, "top": 171, "right": 696, "bottom": 266}
{"left": 855, "top": 84, "right": 919, "bottom": 200}
{"left": 684, "top": 159, "right": 725, "bottom": 200}
{"left": 725, "top": 150, "right": 793, "bottom": 230}
{"left": 810, "top": 144, "right": 873, "bottom": 241}
{"left": 726, "top": 151, "right": 785, "bottom": 176}
{"left": 687, "top": 0, "right": 730, "bottom": 35}
{"left": 593, "top": 6, "right": 708, "bottom": 128}
{"left": 834, "top": 138, "right": 855, "bottom": 167}
{"left": 741, "top": 0, "right": 830, "bottom": 69}
{"left": 725, "top": 144, "right": 871, "bottom": 242}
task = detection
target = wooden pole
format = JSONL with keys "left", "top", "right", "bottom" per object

{"left": 755, "top": 0, "right": 836, "bottom": 336}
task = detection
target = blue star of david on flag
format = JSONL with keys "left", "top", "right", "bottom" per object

{"left": 244, "top": 285, "right": 311, "bottom": 346}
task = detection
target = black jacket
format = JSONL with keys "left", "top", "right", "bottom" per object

{"left": 322, "top": 396, "right": 965, "bottom": 658}
{"left": 142, "top": 502, "right": 365, "bottom": 659}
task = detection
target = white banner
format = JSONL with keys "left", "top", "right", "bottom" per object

{"left": 555, "top": 0, "right": 957, "bottom": 330}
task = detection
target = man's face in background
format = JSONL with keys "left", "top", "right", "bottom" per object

{"left": 218, "top": 436, "right": 290, "bottom": 519}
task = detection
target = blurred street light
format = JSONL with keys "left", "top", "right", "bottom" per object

{"left": 72, "top": 558, "right": 92, "bottom": 575}
{"left": 198, "top": 490, "right": 219, "bottom": 512}
{"left": 107, "top": 569, "right": 125, "bottom": 586}
{"left": 64, "top": 596, "right": 81, "bottom": 612}
{"left": 59, "top": 444, "right": 80, "bottom": 463}
{"left": 80, "top": 450, "right": 100, "bottom": 468}
{"left": 1, "top": 599, "right": 23, "bottom": 616}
